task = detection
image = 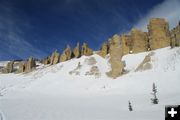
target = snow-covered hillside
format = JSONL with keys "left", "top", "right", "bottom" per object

{"left": 0, "top": 47, "right": 180, "bottom": 120}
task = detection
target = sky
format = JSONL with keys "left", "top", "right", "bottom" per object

{"left": 0, "top": 0, "right": 180, "bottom": 60}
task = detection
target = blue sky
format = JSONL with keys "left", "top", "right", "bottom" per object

{"left": 0, "top": 0, "right": 180, "bottom": 60}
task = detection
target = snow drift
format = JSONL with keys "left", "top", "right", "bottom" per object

{"left": 0, "top": 47, "right": 180, "bottom": 120}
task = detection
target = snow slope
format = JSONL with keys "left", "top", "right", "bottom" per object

{"left": 0, "top": 47, "right": 180, "bottom": 120}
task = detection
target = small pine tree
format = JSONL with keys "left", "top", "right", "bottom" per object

{"left": 128, "top": 101, "right": 133, "bottom": 111}
{"left": 151, "top": 83, "right": 159, "bottom": 104}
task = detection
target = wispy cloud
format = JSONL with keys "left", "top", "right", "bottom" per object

{"left": 0, "top": 1, "right": 46, "bottom": 60}
{"left": 134, "top": 0, "right": 180, "bottom": 31}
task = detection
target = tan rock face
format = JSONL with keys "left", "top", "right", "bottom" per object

{"left": 53, "top": 52, "right": 60, "bottom": 64}
{"left": 107, "top": 34, "right": 124, "bottom": 78}
{"left": 73, "top": 42, "right": 81, "bottom": 58}
{"left": 65, "top": 45, "right": 72, "bottom": 60}
{"left": 98, "top": 42, "right": 109, "bottom": 58}
{"left": 17, "top": 62, "right": 25, "bottom": 73}
{"left": 60, "top": 45, "right": 72, "bottom": 62}
{"left": 121, "top": 35, "right": 131, "bottom": 55}
{"left": 50, "top": 50, "right": 60, "bottom": 65}
{"left": 25, "top": 57, "right": 36, "bottom": 72}
{"left": 170, "top": 24, "right": 180, "bottom": 47}
{"left": 2, "top": 61, "right": 14, "bottom": 73}
{"left": 148, "top": 18, "right": 170, "bottom": 50}
{"left": 81, "top": 43, "right": 93, "bottom": 56}
{"left": 60, "top": 53, "right": 67, "bottom": 62}
{"left": 42, "top": 56, "right": 51, "bottom": 65}
{"left": 130, "top": 29, "right": 148, "bottom": 53}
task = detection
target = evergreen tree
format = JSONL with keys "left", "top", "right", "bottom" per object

{"left": 128, "top": 101, "right": 133, "bottom": 111}
{"left": 151, "top": 83, "right": 159, "bottom": 104}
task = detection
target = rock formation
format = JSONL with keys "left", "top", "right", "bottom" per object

{"left": 17, "top": 62, "right": 25, "bottom": 73}
{"left": 73, "top": 42, "right": 81, "bottom": 58}
{"left": 130, "top": 28, "right": 148, "bottom": 53}
{"left": 60, "top": 45, "right": 72, "bottom": 62}
{"left": 24, "top": 57, "right": 36, "bottom": 72}
{"left": 84, "top": 57, "right": 97, "bottom": 65}
{"left": 170, "top": 22, "right": 180, "bottom": 47}
{"left": 69, "top": 62, "right": 82, "bottom": 75}
{"left": 53, "top": 51, "right": 60, "bottom": 64}
{"left": 42, "top": 56, "right": 51, "bottom": 65}
{"left": 135, "top": 52, "right": 154, "bottom": 71}
{"left": 85, "top": 66, "right": 101, "bottom": 77}
{"left": 50, "top": 50, "right": 60, "bottom": 65}
{"left": 2, "top": 18, "right": 180, "bottom": 78}
{"left": 2, "top": 61, "right": 14, "bottom": 73}
{"left": 81, "top": 43, "right": 93, "bottom": 56}
{"left": 148, "top": 18, "right": 170, "bottom": 50}
{"left": 107, "top": 34, "right": 124, "bottom": 78}
{"left": 60, "top": 53, "right": 67, "bottom": 62}
{"left": 65, "top": 45, "right": 72, "bottom": 60}
{"left": 120, "top": 35, "right": 131, "bottom": 55}
{"left": 97, "top": 42, "right": 109, "bottom": 58}
{"left": 83, "top": 57, "right": 100, "bottom": 77}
